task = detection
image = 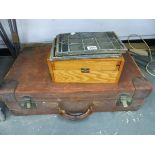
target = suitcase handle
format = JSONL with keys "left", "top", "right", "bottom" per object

{"left": 59, "top": 105, "right": 94, "bottom": 120}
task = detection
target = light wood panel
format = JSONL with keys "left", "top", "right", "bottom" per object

{"left": 47, "top": 54, "right": 125, "bottom": 84}
{"left": 54, "top": 58, "right": 122, "bottom": 70}
{"left": 53, "top": 70, "right": 119, "bottom": 83}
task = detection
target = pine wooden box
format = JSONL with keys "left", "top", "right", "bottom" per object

{"left": 47, "top": 32, "right": 126, "bottom": 84}
{"left": 47, "top": 55, "right": 125, "bottom": 84}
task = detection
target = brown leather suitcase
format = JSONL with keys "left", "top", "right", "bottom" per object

{"left": 0, "top": 46, "right": 152, "bottom": 120}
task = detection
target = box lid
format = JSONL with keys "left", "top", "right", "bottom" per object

{"left": 49, "top": 32, "right": 127, "bottom": 60}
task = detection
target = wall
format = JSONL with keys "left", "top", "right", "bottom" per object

{"left": 3, "top": 19, "right": 155, "bottom": 43}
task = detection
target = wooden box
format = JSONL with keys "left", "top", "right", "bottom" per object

{"left": 47, "top": 55, "right": 124, "bottom": 83}
{"left": 47, "top": 32, "right": 126, "bottom": 84}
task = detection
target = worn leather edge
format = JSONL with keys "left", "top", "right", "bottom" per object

{"left": 0, "top": 80, "right": 18, "bottom": 103}
{"left": 132, "top": 77, "right": 153, "bottom": 99}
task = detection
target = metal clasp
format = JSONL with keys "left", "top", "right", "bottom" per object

{"left": 117, "top": 93, "right": 132, "bottom": 108}
{"left": 81, "top": 68, "right": 90, "bottom": 73}
{"left": 19, "top": 96, "right": 36, "bottom": 109}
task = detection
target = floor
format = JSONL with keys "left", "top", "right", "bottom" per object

{"left": 0, "top": 53, "right": 155, "bottom": 135}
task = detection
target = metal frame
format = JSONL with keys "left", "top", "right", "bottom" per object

{"left": 0, "top": 22, "right": 16, "bottom": 58}
{"left": 8, "top": 19, "right": 20, "bottom": 56}
{"left": 0, "top": 19, "right": 20, "bottom": 58}
{"left": 54, "top": 32, "right": 127, "bottom": 57}
{"left": 49, "top": 32, "right": 127, "bottom": 61}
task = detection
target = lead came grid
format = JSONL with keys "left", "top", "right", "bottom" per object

{"left": 51, "top": 32, "right": 127, "bottom": 60}
{"left": 57, "top": 32, "right": 126, "bottom": 55}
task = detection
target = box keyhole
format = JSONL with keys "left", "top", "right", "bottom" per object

{"left": 81, "top": 68, "right": 90, "bottom": 73}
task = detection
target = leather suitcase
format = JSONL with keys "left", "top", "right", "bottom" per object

{"left": 0, "top": 46, "right": 152, "bottom": 120}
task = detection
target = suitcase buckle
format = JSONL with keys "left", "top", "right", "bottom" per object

{"left": 117, "top": 93, "right": 132, "bottom": 108}
{"left": 20, "top": 96, "right": 36, "bottom": 109}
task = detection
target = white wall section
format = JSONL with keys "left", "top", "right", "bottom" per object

{"left": 8, "top": 19, "right": 155, "bottom": 43}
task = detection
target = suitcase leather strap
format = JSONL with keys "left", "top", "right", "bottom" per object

{"left": 59, "top": 104, "right": 94, "bottom": 120}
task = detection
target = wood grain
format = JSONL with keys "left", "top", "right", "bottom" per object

{"left": 48, "top": 54, "right": 125, "bottom": 84}
{"left": 53, "top": 70, "right": 119, "bottom": 83}
{"left": 53, "top": 58, "right": 123, "bottom": 70}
